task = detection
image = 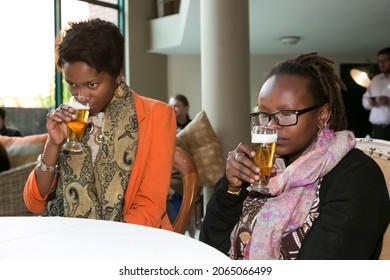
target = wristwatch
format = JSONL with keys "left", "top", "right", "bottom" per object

{"left": 37, "top": 154, "right": 58, "bottom": 173}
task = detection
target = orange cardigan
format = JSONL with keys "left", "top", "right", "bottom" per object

{"left": 23, "top": 92, "right": 176, "bottom": 230}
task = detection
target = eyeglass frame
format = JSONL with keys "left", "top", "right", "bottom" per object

{"left": 249, "top": 104, "right": 324, "bottom": 127}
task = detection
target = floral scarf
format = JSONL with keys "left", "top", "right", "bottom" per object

{"left": 230, "top": 128, "right": 355, "bottom": 259}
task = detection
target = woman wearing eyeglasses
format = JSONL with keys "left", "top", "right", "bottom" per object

{"left": 199, "top": 52, "right": 390, "bottom": 259}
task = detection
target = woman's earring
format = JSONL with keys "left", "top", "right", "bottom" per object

{"left": 318, "top": 121, "right": 328, "bottom": 136}
{"left": 114, "top": 81, "right": 126, "bottom": 98}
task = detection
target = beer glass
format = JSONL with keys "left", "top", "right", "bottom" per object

{"left": 248, "top": 126, "right": 277, "bottom": 195}
{"left": 62, "top": 96, "right": 90, "bottom": 153}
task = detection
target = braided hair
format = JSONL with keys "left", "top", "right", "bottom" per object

{"left": 265, "top": 52, "right": 347, "bottom": 131}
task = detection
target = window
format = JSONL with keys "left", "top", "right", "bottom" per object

{"left": 0, "top": 0, "right": 124, "bottom": 109}
{"left": 0, "top": 1, "right": 55, "bottom": 108}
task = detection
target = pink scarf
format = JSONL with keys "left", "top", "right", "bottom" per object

{"left": 244, "top": 128, "right": 355, "bottom": 259}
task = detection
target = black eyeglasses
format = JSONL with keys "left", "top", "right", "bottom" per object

{"left": 249, "top": 104, "right": 323, "bottom": 127}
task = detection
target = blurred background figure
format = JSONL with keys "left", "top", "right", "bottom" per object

{"left": 362, "top": 47, "right": 390, "bottom": 140}
{"left": 167, "top": 94, "right": 194, "bottom": 234}
{"left": 169, "top": 94, "right": 192, "bottom": 133}
{"left": 0, "top": 107, "right": 23, "bottom": 137}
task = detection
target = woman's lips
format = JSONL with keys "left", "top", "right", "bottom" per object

{"left": 88, "top": 105, "right": 96, "bottom": 112}
{"left": 276, "top": 137, "right": 288, "bottom": 146}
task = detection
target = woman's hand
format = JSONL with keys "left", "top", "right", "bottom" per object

{"left": 225, "top": 143, "right": 260, "bottom": 191}
{"left": 45, "top": 103, "right": 76, "bottom": 147}
{"left": 226, "top": 143, "right": 278, "bottom": 192}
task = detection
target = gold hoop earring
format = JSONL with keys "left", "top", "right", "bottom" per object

{"left": 114, "top": 81, "right": 126, "bottom": 98}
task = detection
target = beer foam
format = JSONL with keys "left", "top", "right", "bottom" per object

{"left": 69, "top": 98, "right": 90, "bottom": 110}
{"left": 252, "top": 133, "right": 277, "bottom": 143}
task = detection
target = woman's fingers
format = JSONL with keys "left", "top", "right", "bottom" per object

{"left": 47, "top": 105, "right": 75, "bottom": 124}
{"left": 45, "top": 104, "right": 76, "bottom": 146}
{"left": 226, "top": 144, "right": 260, "bottom": 185}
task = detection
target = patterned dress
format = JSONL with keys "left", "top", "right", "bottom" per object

{"left": 230, "top": 183, "right": 320, "bottom": 260}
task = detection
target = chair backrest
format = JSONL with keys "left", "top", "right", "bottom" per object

{"left": 355, "top": 138, "right": 390, "bottom": 260}
{"left": 0, "top": 161, "right": 37, "bottom": 216}
{"left": 172, "top": 147, "right": 199, "bottom": 234}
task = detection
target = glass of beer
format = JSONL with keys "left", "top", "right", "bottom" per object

{"left": 62, "top": 96, "right": 90, "bottom": 153}
{"left": 248, "top": 126, "right": 277, "bottom": 195}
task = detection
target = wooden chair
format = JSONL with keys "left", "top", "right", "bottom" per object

{"left": 355, "top": 138, "right": 390, "bottom": 260}
{"left": 171, "top": 147, "right": 199, "bottom": 234}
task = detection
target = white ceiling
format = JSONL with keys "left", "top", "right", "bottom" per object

{"left": 153, "top": 0, "right": 390, "bottom": 57}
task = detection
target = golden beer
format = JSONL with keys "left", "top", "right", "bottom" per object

{"left": 251, "top": 141, "right": 276, "bottom": 185}
{"left": 63, "top": 97, "right": 90, "bottom": 152}
{"left": 249, "top": 126, "right": 277, "bottom": 194}
{"left": 67, "top": 109, "right": 90, "bottom": 142}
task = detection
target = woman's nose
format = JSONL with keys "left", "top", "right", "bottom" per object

{"left": 268, "top": 116, "right": 277, "bottom": 126}
{"left": 267, "top": 116, "right": 281, "bottom": 129}
{"left": 76, "top": 90, "right": 90, "bottom": 102}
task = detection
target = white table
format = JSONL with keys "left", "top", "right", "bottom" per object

{"left": 0, "top": 216, "right": 228, "bottom": 260}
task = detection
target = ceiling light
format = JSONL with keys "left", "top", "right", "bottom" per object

{"left": 279, "top": 36, "right": 301, "bottom": 45}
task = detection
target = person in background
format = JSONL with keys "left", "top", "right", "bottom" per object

{"left": 167, "top": 94, "right": 192, "bottom": 224}
{"left": 200, "top": 52, "right": 390, "bottom": 259}
{"left": 362, "top": 47, "right": 390, "bottom": 140}
{"left": 0, "top": 107, "right": 23, "bottom": 137}
{"left": 23, "top": 18, "right": 176, "bottom": 229}
{"left": 169, "top": 94, "right": 192, "bottom": 133}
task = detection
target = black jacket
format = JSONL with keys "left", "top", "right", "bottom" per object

{"left": 199, "top": 148, "right": 390, "bottom": 259}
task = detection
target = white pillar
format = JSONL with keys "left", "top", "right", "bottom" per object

{"left": 200, "top": 0, "right": 251, "bottom": 211}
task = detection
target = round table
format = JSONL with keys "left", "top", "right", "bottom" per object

{"left": 0, "top": 216, "right": 228, "bottom": 260}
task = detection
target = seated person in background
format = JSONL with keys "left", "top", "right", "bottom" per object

{"left": 0, "top": 142, "right": 10, "bottom": 172}
{"left": 200, "top": 52, "right": 390, "bottom": 259}
{"left": 0, "top": 107, "right": 23, "bottom": 137}
{"left": 23, "top": 18, "right": 176, "bottom": 229}
{"left": 169, "top": 94, "right": 192, "bottom": 133}
{"left": 167, "top": 94, "right": 192, "bottom": 224}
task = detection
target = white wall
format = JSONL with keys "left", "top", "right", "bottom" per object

{"left": 168, "top": 54, "right": 376, "bottom": 116}
{"left": 128, "top": 0, "right": 168, "bottom": 102}
{"left": 167, "top": 55, "right": 202, "bottom": 119}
